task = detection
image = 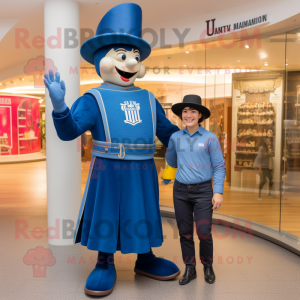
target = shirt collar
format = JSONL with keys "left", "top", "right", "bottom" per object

{"left": 183, "top": 125, "right": 204, "bottom": 136}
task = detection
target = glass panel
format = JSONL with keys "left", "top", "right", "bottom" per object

{"left": 206, "top": 31, "right": 286, "bottom": 231}
{"left": 78, "top": 31, "right": 289, "bottom": 237}
{"left": 281, "top": 28, "right": 300, "bottom": 238}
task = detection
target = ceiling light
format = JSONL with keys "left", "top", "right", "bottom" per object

{"left": 237, "top": 60, "right": 240, "bottom": 62}
{"left": 183, "top": 65, "right": 186, "bottom": 66}
{"left": 22, "top": 79, "right": 24, "bottom": 81}
{"left": 260, "top": 52, "right": 267, "bottom": 59}
{"left": 245, "top": 45, "right": 249, "bottom": 48}
{"left": 286, "top": 64, "right": 288, "bottom": 66}
{"left": 0, "top": 83, "right": 1, "bottom": 85}
{"left": 186, "top": 51, "right": 189, "bottom": 53}
{"left": 264, "top": 63, "right": 268, "bottom": 66}
{"left": 0, "top": 86, "right": 45, "bottom": 94}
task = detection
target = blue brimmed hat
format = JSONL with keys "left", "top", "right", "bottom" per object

{"left": 80, "top": 3, "right": 151, "bottom": 65}
{"left": 172, "top": 95, "right": 211, "bottom": 120}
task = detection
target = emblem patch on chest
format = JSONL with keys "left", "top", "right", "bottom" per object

{"left": 120, "top": 101, "right": 142, "bottom": 126}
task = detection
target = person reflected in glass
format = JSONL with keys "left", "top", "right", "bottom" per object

{"left": 256, "top": 137, "right": 275, "bottom": 200}
{"left": 166, "top": 95, "right": 226, "bottom": 285}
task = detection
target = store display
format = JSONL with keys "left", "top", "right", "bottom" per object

{"left": 235, "top": 101, "right": 275, "bottom": 170}
{"left": 209, "top": 103, "right": 224, "bottom": 134}
{"left": 0, "top": 133, "right": 11, "bottom": 154}
{"left": 161, "top": 102, "right": 184, "bottom": 129}
{"left": 0, "top": 95, "right": 41, "bottom": 156}
{"left": 208, "top": 102, "right": 225, "bottom": 152}
{"left": 231, "top": 71, "right": 283, "bottom": 191}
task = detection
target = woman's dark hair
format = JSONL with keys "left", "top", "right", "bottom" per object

{"left": 178, "top": 107, "right": 206, "bottom": 124}
{"left": 259, "top": 137, "right": 269, "bottom": 153}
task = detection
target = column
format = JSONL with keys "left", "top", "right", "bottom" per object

{"left": 44, "top": 0, "right": 81, "bottom": 245}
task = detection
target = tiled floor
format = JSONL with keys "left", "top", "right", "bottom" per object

{"left": 1, "top": 161, "right": 300, "bottom": 299}
{"left": 1, "top": 215, "right": 300, "bottom": 300}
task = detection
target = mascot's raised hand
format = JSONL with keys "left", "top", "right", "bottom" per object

{"left": 44, "top": 69, "right": 67, "bottom": 113}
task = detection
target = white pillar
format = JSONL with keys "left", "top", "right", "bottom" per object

{"left": 44, "top": 0, "right": 81, "bottom": 245}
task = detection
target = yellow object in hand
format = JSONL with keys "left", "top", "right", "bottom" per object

{"left": 161, "top": 164, "right": 177, "bottom": 184}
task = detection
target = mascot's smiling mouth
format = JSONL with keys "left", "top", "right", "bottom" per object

{"left": 115, "top": 67, "right": 137, "bottom": 82}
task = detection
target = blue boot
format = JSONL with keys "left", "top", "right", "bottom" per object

{"left": 85, "top": 252, "right": 116, "bottom": 296}
{"left": 134, "top": 249, "right": 180, "bottom": 280}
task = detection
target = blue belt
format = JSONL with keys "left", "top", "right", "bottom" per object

{"left": 91, "top": 139, "right": 156, "bottom": 160}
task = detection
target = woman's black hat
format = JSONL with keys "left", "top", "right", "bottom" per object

{"left": 171, "top": 94, "right": 211, "bottom": 120}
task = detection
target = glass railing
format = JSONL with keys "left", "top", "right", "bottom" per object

{"left": 79, "top": 27, "right": 300, "bottom": 240}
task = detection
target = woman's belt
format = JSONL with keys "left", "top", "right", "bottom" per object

{"left": 91, "top": 139, "right": 156, "bottom": 160}
{"left": 174, "top": 179, "right": 212, "bottom": 188}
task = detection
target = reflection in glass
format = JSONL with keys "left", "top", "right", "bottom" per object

{"left": 281, "top": 32, "right": 300, "bottom": 237}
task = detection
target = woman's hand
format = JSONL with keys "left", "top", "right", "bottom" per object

{"left": 212, "top": 193, "right": 223, "bottom": 210}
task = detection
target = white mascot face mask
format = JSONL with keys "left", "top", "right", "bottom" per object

{"left": 99, "top": 47, "right": 146, "bottom": 86}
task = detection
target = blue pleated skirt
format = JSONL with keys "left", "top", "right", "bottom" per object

{"left": 76, "top": 157, "right": 163, "bottom": 254}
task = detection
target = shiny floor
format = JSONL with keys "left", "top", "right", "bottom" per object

{"left": 1, "top": 161, "right": 300, "bottom": 299}
{"left": 1, "top": 215, "right": 300, "bottom": 299}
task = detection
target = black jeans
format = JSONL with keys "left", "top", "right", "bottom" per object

{"left": 259, "top": 168, "right": 273, "bottom": 193}
{"left": 173, "top": 179, "right": 213, "bottom": 267}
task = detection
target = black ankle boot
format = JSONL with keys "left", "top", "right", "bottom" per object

{"left": 203, "top": 265, "right": 215, "bottom": 284}
{"left": 179, "top": 266, "right": 197, "bottom": 285}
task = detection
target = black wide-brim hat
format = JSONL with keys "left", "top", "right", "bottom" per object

{"left": 171, "top": 94, "right": 211, "bottom": 120}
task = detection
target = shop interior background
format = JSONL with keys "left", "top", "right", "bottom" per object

{"left": 1, "top": 25, "right": 300, "bottom": 240}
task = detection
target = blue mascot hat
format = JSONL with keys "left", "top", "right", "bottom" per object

{"left": 80, "top": 3, "right": 151, "bottom": 65}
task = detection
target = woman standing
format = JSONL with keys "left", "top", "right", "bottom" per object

{"left": 166, "top": 95, "right": 226, "bottom": 285}
{"left": 255, "top": 138, "right": 275, "bottom": 200}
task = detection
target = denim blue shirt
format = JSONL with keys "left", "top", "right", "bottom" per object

{"left": 166, "top": 125, "right": 226, "bottom": 194}
{"left": 255, "top": 146, "right": 270, "bottom": 169}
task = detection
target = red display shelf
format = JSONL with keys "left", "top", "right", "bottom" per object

{"left": 0, "top": 94, "right": 41, "bottom": 156}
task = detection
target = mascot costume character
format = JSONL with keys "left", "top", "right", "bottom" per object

{"left": 44, "top": 3, "right": 180, "bottom": 296}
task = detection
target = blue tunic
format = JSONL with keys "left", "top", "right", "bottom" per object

{"left": 52, "top": 83, "right": 179, "bottom": 254}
